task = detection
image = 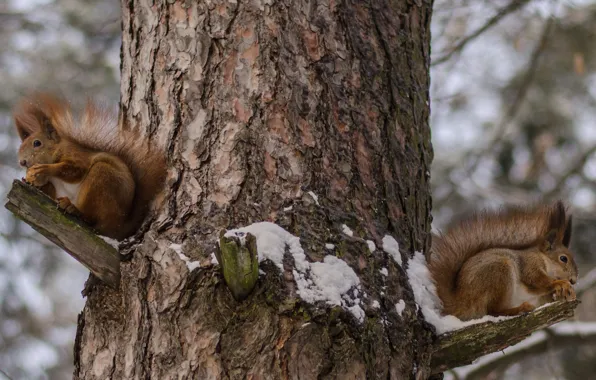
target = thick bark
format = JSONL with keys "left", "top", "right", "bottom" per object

{"left": 74, "top": 1, "right": 434, "bottom": 379}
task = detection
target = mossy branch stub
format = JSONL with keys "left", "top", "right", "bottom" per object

{"left": 5, "top": 180, "right": 120, "bottom": 288}
{"left": 217, "top": 231, "right": 259, "bottom": 301}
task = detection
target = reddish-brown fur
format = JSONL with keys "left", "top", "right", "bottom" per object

{"left": 429, "top": 201, "right": 578, "bottom": 321}
{"left": 13, "top": 93, "right": 166, "bottom": 240}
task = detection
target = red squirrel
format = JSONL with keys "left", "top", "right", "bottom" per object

{"left": 13, "top": 93, "right": 166, "bottom": 240}
{"left": 429, "top": 201, "right": 578, "bottom": 321}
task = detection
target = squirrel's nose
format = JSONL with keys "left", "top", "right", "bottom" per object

{"left": 570, "top": 277, "right": 577, "bottom": 285}
{"left": 19, "top": 160, "right": 27, "bottom": 167}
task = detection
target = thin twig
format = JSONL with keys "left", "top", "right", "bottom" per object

{"left": 432, "top": 0, "right": 533, "bottom": 66}
{"left": 0, "top": 369, "right": 13, "bottom": 380}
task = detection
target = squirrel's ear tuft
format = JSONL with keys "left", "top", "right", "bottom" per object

{"left": 14, "top": 115, "right": 33, "bottom": 141}
{"left": 40, "top": 113, "right": 60, "bottom": 141}
{"left": 547, "top": 200, "right": 567, "bottom": 241}
{"left": 542, "top": 229, "right": 558, "bottom": 251}
{"left": 13, "top": 93, "right": 64, "bottom": 142}
{"left": 563, "top": 215, "right": 573, "bottom": 248}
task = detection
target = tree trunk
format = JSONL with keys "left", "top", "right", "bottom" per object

{"left": 74, "top": 0, "right": 435, "bottom": 379}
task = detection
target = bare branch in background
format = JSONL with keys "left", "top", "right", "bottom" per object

{"left": 544, "top": 144, "right": 596, "bottom": 197}
{"left": 432, "top": 0, "right": 533, "bottom": 66}
{"left": 434, "top": 17, "right": 555, "bottom": 209}
{"left": 576, "top": 266, "right": 596, "bottom": 298}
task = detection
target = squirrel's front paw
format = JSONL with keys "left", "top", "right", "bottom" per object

{"left": 56, "top": 197, "right": 80, "bottom": 216}
{"left": 25, "top": 165, "right": 49, "bottom": 187}
{"left": 551, "top": 280, "right": 576, "bottom": 301}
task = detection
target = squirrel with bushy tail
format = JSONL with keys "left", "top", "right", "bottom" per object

{"left": 429, "top": 201, "right": 578, "bottom": 321}
{"left": 13, "top": 93, "right": 166, "bottom": 240}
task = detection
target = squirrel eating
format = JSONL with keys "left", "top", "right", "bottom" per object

{"left": 429, "top": 201, "right": 578, "bottom": 321}
{"left": 13, "top": 93, "right": 166, "bottom": 240}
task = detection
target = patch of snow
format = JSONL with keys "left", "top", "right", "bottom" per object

{"left": 341, "top": 224, "right": 353, "bottom": 237}
{"left": 366, "top": 240, "right": 376, "bottom": 252}
{"left": 225, "top": 222, "right": 364, "bottom": 322}
{"left": 407, "top": 251, "right": 512, "bottom": 334}
{"left": 382, "top": 235, "right": 402, "bottom": 265}
{"left": 210, "top": 253, "right": 219, "bottom": 265}
{"left": 169, "top": 243, "right": 182, "bottom": 254}
{"left": 172, "top": 245, "right": 201, "bottom": 272}
{"left": 99, "top": 235, "right": 119, "bottom": 249}
{"left": 395, "top": 299, "right": 406, "bottom": 316}
{"left": 372, "top": 300, "right": 380, "bottom": 309}
{"left": 283, "top": 206, "right": 293, "bottom": 211}
{"left": 379, "top": 267, "right": 388, "bottom": 276}
{"left": 307, "top": 191, "right": 320, "bottom": 206}
{"left": 294, "top": 255, "right": 364, "bottom": 322}
{"left": 325, "top": 243, "right": 335, "bottom": 250}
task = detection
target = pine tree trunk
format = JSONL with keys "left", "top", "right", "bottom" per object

{"left": 74, "top": 0, "right": 435, "bottom": 379}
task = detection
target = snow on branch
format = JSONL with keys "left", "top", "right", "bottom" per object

{"left": 5, "top": 180, "right": 120, "bottom": 287}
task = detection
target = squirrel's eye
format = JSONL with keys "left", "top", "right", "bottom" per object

{"left": 33, "top": 140, "right": 41, "bottom": 148}
{"left": 559, "top": 255, "right": 568, "bottom": 263}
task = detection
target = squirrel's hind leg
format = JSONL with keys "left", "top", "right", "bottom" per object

{"left": 76, "top": 159, "right": 135, "bottom": 239}
{"left": 451, "top": 253, "right": 516, "bottom": 320}
{"left": 492, "top": 301, "right": 535, "bottom": 316}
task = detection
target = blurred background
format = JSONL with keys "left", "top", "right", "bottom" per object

{"left": 0, "top": 0, "right": 119, "bottom": 378}
{"left": 1, "top": 0, "right": 596, "bottom": 379}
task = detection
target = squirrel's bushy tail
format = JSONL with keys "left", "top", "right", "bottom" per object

{"left": 81, "top": 102, "right": 167, "bottom": 238}
{"left": 429, "top": 201, "right": 570, "bottom": 312}
{"left": 15, "top": 93, "right": 167, "bottom": 239}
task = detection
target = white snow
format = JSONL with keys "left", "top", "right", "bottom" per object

{"left": 307, "top": 191, "right": 320, "bottom": 206}
{"left": 210, "top": 252, "right": 219, "bottom": 265}
{"left": 99, "top": 235, "right": 119, "bottom": 249}
{"left": 170, "top": 244, "right": 201, "bottom": 272}
{"left": 283, "top": 206, "right": 293, "bottom": 211}
{"left": 341, "top": 224, "right": 353, "bottom": 237}
{"left": 372, "top": 300, "right": 380, "bottom": 309}
{"left": 225, "top": 222, "right": 365, "bottom": 322}
{"left": 294, "top": 256, "right": 364, "bottom": 322}
{"left": 366, "top": 240, "right": 376, "bottom": 252}
{"left": 325, "top": 243, "right": 335, "bottom": 250}
{"left": 382, "top": 235, "right": 402, "bottom": 265}
{"left": 169, "top": 243, "right": 182, "bottom": 254}
{"left": 379, "top": 267, "right": 388, "bottom": 276}
{"left": 407, "top": 251, "right": 512, "bottom": 334}
{"left": 395, "top": 299, "right": 406, "bottom": 316}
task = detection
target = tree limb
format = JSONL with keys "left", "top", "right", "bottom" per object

{"left": 4, "top": 180, "right": 120, "bottom": 288}
{"left": 431, "top": 300, "right": 579, "bottom": 374}
{"left": 450, "top": 321, "right": 596, "bottom": 379}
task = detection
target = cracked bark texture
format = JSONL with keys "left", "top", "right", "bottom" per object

{"left": 74, "top": 0, "right": 435, "bottom": 379}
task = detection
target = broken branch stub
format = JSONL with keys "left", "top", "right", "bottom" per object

{"left": 5, "top": 180, "right": 120, "bottom": 288}
{"left": 217, "top": 231, "right": 259, "bottom": 301}
{"left": 431, "top": 299, "right": 579, "bottom": 374}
